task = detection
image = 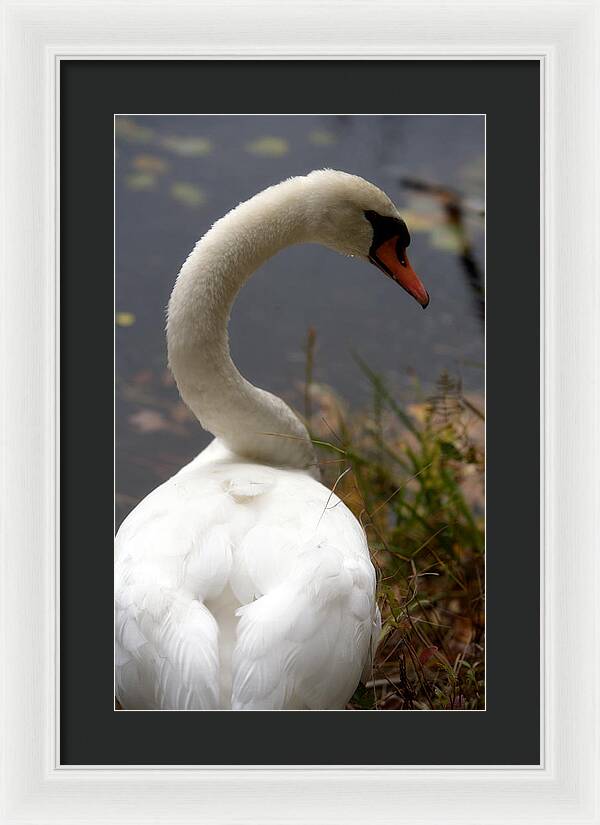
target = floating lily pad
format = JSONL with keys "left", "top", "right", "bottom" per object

{"left": 115, "top": 312, "right": 136, "bottom": 327}
{"left": 170, "top": 182, "right": 206, "bottom": 207}
{"left": 244, "top": 136, "right": 289, "bottom": 157}
{"left": 308, "top": 130, "right": 337, "bottom": 146}
{"left": 161, "top": 136, "right": 212, "bottom": 156}
{"left": 125, "top": 172, "right": 156, "bottom": 191}
{"left": 115, "top": 117, "right": 153, "bottom": 144}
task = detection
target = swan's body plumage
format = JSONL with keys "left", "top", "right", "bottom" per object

{"left": 116, "top": 440, "right": 379, "bottom": 709}
{"left": 116, "top": 170, "right": 427, "bottom": 710}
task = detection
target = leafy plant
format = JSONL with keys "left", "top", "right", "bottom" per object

{"left": 303, "top": 341, "right": 485, "bottom": 710}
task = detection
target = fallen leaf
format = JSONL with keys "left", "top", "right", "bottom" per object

{"left": 132, "top": 154, "right": 168, "bottom": 174}
{"left": 129, "top": 409, "right": 169, "bottom": 434}
{"left": 132, "top": 369, "right": 154, "bottom": 385}
{"left": 419, "top": 646, "right": 439, "bottom": 665}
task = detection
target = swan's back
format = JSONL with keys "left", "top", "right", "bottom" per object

{"left": 115, "top": 441, "right": 379, "bottom": 709}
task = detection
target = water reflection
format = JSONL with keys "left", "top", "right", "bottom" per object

{"left": 116, "top": 115, "right": 484, "bottom": 527}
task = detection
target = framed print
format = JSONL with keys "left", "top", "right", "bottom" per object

{"left": 61, "top": 61, "right": 540, "bottom": 765}
{"left": 1, "top": 1, "right": 599, "bottom": 823}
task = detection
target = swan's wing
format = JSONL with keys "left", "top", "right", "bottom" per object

{"left": 231, "top": 527, "right": 377, "bottom": 710}
{"left": 116, "top": 589, "right": 220, "bottom": 709}
{"left": 115, "top": 482, "right": 236, "bottom": 710}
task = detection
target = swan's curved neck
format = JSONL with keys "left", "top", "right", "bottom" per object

{"left": 167, "top": 176, "right": 317, "bottom": 470}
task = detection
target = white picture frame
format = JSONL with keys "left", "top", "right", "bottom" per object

{"left": 1, "top": 1, "right": 598, "bottom": 822}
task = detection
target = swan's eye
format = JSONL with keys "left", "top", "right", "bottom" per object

{"left": 364, "top": 211, "right": 411, "bottom": 254}
{"left": 396, "top": 237, "right": 407, "bottom": 267}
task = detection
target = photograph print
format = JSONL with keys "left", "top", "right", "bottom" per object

{"left": 115, "top": 114, "right": 485, "bottom": 711}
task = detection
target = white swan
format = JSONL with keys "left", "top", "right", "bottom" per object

{"left": 115, "top": 169, "right": 429, "bottom": 710}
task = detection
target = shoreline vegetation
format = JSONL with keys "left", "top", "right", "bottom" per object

{"left": 303, "top": 330, "right": 485, "bottom": 710}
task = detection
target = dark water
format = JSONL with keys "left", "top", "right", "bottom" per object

{"left": 116, "top": 115, "right": 484, "bottom": 526}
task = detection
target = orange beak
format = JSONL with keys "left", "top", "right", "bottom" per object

{"left": 369, "top": 235, "right": 430, "bottom": 309}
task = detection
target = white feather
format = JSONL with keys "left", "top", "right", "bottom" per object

{"left": 116, "top": 448, "right": 379, "bottom": 709}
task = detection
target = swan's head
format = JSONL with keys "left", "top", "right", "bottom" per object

{"left": 304, "top": 169, "right": 429, "bottom": 308}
